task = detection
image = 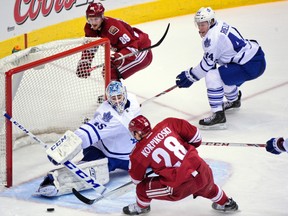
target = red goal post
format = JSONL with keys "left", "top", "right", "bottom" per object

{"left": 0, "top": 37, "right": 111, "bottom": 187}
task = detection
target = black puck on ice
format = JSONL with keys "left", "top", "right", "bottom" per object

{"left": 47, "top": 208, "right": 55, "bottom": 212}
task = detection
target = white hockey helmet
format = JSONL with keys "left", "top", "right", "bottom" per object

{"left": 106, "top": 81, "right": 127, "bottom": 114}
{"left": 194, "top": 7, "right": 215, "bottom": 25}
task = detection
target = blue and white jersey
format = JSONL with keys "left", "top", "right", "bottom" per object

{"left": 192, "top": 20, "right": 259, "bottom": 79}
{"left": 74, "top": 92, "right": 140, "bottom": 160}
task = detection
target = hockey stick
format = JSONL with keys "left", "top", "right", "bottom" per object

{"left": 72, "top": 140, "right": 266, "bottom": 205}
{"left": 202, "top": 141, "right": 266, "bottom": 148}
{"left": 3, "top": 112, "right": 107, "bottom": 195}
{"left": 115, "top": 23, "right": 170, "bottom": 61}
{"left": 72, "top": 170, "right": 154, "bottom": 205}
{"left": 140, "top": 84, "right": 178, "bottom": 107}
{"left": 89, "top": 23, "right": 170, "bottom": 71}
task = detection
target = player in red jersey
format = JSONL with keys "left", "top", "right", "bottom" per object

{"left": 122, "top": 115, "right": 239, "bottom": 215}
{"left": 76, "top": 2, "right": 153, "bottom": 80}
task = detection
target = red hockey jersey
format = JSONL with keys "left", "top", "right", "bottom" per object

{"left": 84, "top": 17, "right": 151, "bottom": 53}
{"left": 129, "top": 117, "right": 204, "bottom": 188}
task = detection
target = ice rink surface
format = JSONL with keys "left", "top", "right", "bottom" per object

{"left": 1, "top": 1, "right": 288, "bottom": 216}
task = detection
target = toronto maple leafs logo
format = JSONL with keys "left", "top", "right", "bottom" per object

{"left": 204, "top": 38, "right": 211, "bottom": 48}
{"left": 102, "top": 112, "right": 113, "bottom": 122}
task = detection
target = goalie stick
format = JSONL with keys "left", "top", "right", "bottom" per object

{"left": 89, "top": 23, "right": 171, "bottom": 71}
{"left": 3, "top": 112, "right": 107, "bottom": 195}
{"left": 72, "top": 170, "right": 154, "bottom": 205}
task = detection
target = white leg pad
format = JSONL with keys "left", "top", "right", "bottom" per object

{"left": 38, "top": 158, "right": 109, "bottom": 196}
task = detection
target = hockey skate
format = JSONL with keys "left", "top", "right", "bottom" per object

{"left": 224, "top": 91, "right": 242, "bottom": 111}
{"left": 123, "top": 203, "right": 151, "bottom": 215}
{"left": 199, "top": 110, "right": 226, "bottom": 129}
{"left": 212, "top": 198, "right": 239, "bottom": 212}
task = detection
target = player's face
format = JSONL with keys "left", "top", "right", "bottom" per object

{"left": 196, "top": 21, "right": 209, "bottom": 38}
{"left": 88, "top": 16, "right": 103, "bottom": 30}
{"left": 133, "top": 131, "right": 142, "bottom": 141}
{"left": 110, "top": 94, "right": 124, "bottom": 106}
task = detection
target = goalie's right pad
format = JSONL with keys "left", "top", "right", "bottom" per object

{"left": 36, "top": 158, "right": 109, "bottom": 197}
{"left": 46, "top": 130, "right": 82, "bottom": 165}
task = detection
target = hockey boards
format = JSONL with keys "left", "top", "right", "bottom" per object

{"left": 72, "top": 170, "right": 154, "bottom": 205}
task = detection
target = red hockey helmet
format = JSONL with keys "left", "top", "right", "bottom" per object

{"left": 86, "top": 2, "right": 105, "bottom": 18}
{"left": 129, "top": 115, "right": 152, "bottom": 137}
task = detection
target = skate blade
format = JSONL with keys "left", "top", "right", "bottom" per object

{"left": 199, "top": 123, "right": 227, "bottom": 130}
{"left": 224, "top": 107, "right": 240, "bottom": 112}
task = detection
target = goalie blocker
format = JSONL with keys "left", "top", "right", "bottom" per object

{"left": 38, "top": 130, "right": 109, "bottom": 197}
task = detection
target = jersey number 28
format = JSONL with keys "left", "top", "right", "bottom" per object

{"left": 152, "top": 136, "right": 187, "bottom": 167}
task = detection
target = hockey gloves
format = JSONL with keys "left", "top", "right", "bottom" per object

{"left": 176, "top": 67, "right": 199, "bottom": 88}
{"left": 266, "top": 137, "right": 288, "bottom": 154}
{"left": 111, "top": 52, "right": 124, "bottom": 68}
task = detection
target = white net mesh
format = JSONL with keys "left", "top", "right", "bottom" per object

{"left": 0, "top": 37, "right": 110, "bottom": 186}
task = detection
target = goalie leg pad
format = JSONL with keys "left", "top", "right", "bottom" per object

{"left": 37, "top": 158, "right": 109, "bottom": 197}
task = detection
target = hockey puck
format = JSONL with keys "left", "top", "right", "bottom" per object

{"left": 47, "top": 208, "right": 55, "bottom": 212}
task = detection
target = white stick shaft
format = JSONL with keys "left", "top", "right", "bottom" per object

{"left": 141, "top": 85, "right": 178, "bottom": 107}
{"left": 3, "top": 112, "right": 47, "bottom": 148}
{"left": 3, "top": 111, "right": 106, "bottom": 194}
{"left": 202, "top": 141, "right": 266, "bottom": 148}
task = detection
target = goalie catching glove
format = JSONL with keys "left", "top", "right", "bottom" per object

{"left": 46, "top": 130, "right": 82, "bottom": 165}
{"left": 176, "top": 67, "right": 199, "bottom": 88}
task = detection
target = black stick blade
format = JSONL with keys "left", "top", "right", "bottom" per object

{"left": 140, "top": 23, "right": 170, "bottom": 52}
{"left": 72, "top": 188, "right": 96, "bottom": 205}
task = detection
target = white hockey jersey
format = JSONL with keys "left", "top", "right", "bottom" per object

{"left": 192, "top": 20, "right": 260, "bottom": 79}
{"left": 74, "top": 92, "right": 140, "bottom": 160}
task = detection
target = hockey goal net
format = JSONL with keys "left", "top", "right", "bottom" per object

{"left": 0, "top": 37, "right": 111, "bottom": 187}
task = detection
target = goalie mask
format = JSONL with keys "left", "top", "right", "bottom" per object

{"left": 106, "top": 81, "right": 127, "bottom": 114}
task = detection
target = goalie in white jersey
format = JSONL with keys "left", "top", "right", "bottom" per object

{"left": 176, "top": 7, "right": 266, "bottom": 128}
{"left": 36, "top": 81, "right": 141, "bottom": 197}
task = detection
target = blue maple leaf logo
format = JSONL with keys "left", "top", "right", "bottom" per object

{"left": 204, "top": 38, "right": 211, "bottom": 48}
{"left": 102, "top": 112, "right": 113, "bottom": 122}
